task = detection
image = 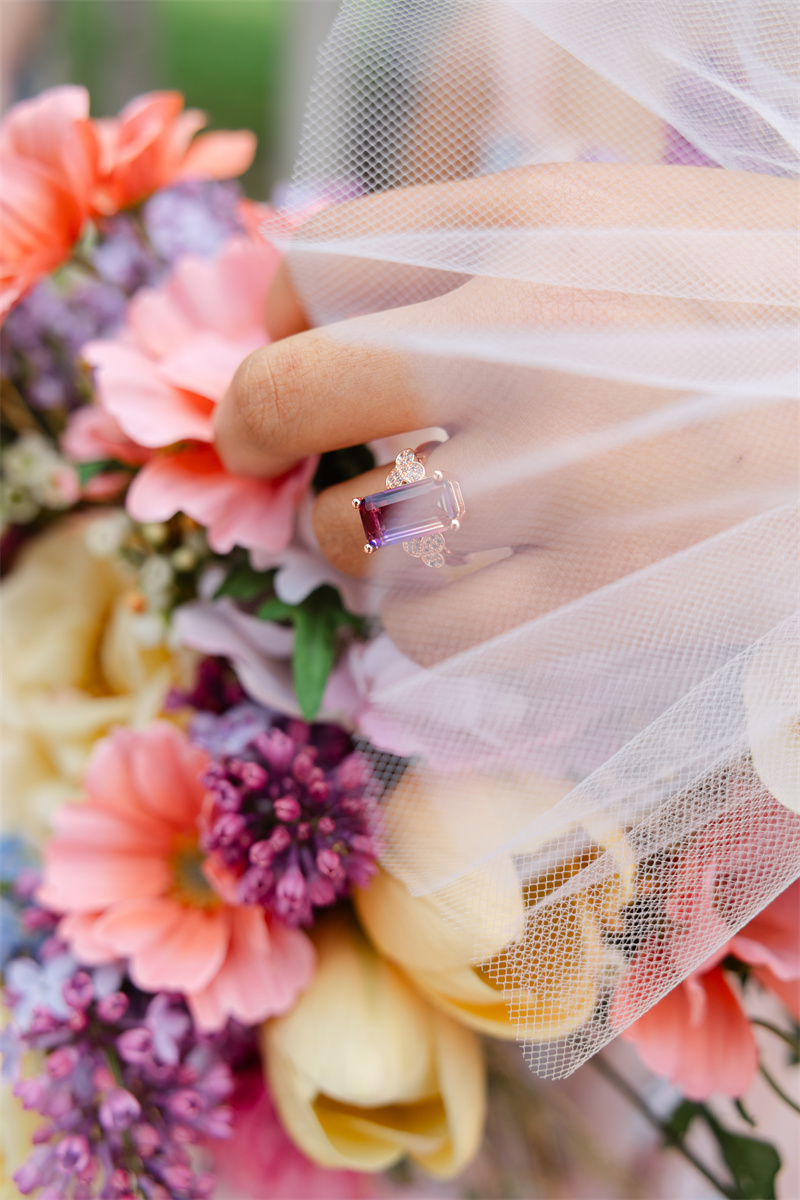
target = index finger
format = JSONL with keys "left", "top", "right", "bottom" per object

{"left": 214, "top": 299, "right": 446, "bottom": 479}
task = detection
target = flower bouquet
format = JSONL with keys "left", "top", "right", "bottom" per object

{"left": 1, "top": 86, "right": 798, "bottom": 1200}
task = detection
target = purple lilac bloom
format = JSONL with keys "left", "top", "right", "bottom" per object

{"left": 197, "top": 712, "right": 383, "bottom": 926}
{"left": 142, "top": 180, "right": 243, "bottom": 263}
{"left": 166, "top": 657, "right": 247, "bottom": 718}
{"left": 3, "top": 967, "right": 234, "bottom": 1199}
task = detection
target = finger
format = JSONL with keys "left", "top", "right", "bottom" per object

{"left": 214, "top": 297, "right": 451, "bottom": 480}
{"left": 264, "top": 259, "right": 311, "bottom": 341}
{"left": 379, "top": 524, "right": 701, "bottom": 667}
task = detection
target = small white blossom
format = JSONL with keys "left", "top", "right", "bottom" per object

{"left": 84, "top": 510, "right": 133, "bottom": 558}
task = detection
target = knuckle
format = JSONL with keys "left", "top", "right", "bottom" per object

{"left": 229, "top": 342, "right": 303, "bottom": 454}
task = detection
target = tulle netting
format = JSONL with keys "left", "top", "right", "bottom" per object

{"left": 279, "top": 0, "right": 799, "bottom": 1077}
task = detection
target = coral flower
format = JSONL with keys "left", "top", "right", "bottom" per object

{"left": 83, "top": 234, "right": 316, "bottom": 554}
{"left": 618, "top": 880, "right": 800, "bottom": 1099}
{"left": 89, "top": 90, "right": 256, "bottom": 215}
{"left": 0, "top": 86, "right": 255, "bottom": 320}
{"left": 38, "top": 722, "right": 315, "bottom": 1031}
{"left": 0, "top": 87, "right": 96, "bottom": 317}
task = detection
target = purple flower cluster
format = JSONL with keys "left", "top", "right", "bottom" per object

{"left": 4, "top": 944, "right": 234, "bottom": 1199}
{"left": 198, "top": 714, "right": 383, "bottom": 927}
{"left": 1, "top": 180, "right": 244, "bottom": 415}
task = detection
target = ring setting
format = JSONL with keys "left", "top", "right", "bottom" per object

{"left": 353, "top": 447, "right": 465, "bottom": 568}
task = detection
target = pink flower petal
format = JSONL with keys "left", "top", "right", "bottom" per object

{"left": 62, "top": 405, "right": 151, "bottom": 466}
{"left": 39, "top": 846, "right": 170, "bottom": 913}
{"left": 623, "top": 967, "right": 757, "bottom": 1099}
{"left": 752, "top": 966, "right": 800, "bottom": 1021}
{"left": 48, "top": 800, "right": 172, "bottom": 854}
{"left": 84, "top": 340, "right": 213, "bottom": 447}
{"left": 127, "top": 447, "right": 316, "bottom": 555}
{"left": 125, "top": 283, "right": 198, "bottom": 359}
{"left": 167, "top": 237, "right": 279, "bottom": 339}
{"left": 177, "top": 130, "right": 256, "bottom": 181}
{"left": 58, "top": 912, "right": 119, "bottom": 965}
{"left": 126, "top": 721, "right": 209, "bottom": 831}
{"left": 187, "top": 909, "right": 315, "bottom": 1032}
{"left": 730, "top": 880, "right": 800, "bottom": 981}
{"left": 92, "top": 893, "right": 230, "bottom": 994}
{"left": 158, "top": 330, "right": 263, "bottom": 402}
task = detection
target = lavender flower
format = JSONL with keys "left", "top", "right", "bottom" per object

{"left": 142, "top": 180, "right": 243, "bottom": 263}
{"left": 3, "top": 968, "right": 234, "bottom": 1199}
{"left": 197, "top": 712, "right": 383, "bottom": 926}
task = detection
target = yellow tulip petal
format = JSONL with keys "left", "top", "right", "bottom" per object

{"left": 267, "top": 912, "right": 436, "bottom": 1107}
{"left": 354, "top": 868, "right": 474, "bottom": 972}
{"left": 412, "top": 1010, "right": 487, "bottom": 1178}
{"left": 262, "top": 911, "right": 488, "bottom": 1177}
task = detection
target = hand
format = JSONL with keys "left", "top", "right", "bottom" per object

{"left": 215, "top": 163, "right": 798, "bottom": 664}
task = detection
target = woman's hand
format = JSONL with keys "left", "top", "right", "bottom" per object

{"left": 214, "top": 163, "right": 798, "bottom": 663}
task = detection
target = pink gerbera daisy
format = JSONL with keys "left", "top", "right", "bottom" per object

{"left": 39, "top": 722, "right": 315, "bottom": 1032}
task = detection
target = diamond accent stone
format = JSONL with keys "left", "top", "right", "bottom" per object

{"left": 403, "top": 533, "right": 446, "bottom": 568}
{"left": 385, "top": 448, "right": 425, "bottom": 488}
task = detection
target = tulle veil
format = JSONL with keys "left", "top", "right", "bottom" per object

{"left": 276, "top": 0, "right": 799, "bottom": 1077}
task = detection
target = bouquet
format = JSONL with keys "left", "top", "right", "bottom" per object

{"left": 1, "top": 86, "right": 798, "bottom": 1200}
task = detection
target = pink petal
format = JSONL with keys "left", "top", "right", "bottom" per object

{"left": 127, "top": 447, "right": 315, "bottom": 555}
{"left": 177, "top": 130, "right": 256, "bottom": 180}
{"left": 730, "top": 880, "right": 800, "bottom": 981}
{"left": 168, "top": 237, "right": 279, "bottom": 339}
{"left": 624, "top": 967, "right": 757, "bottom": 1099}
{"left": 58, "top": 912, "right": 119, "bottom": 965}
{"left": 84, "top": 340, "right": 213, "bottom": 447}
{"left": 752, "top": 966, "right": 800, "bottom": 1021}
{"left": 0, "top": 85, "right": 95, "bottom": 205}
{"left": 158, "top": 330, "right": 264, "bottom": 402}
{"left": 125, "top": 282, "right": 198, "bottom": 359}
{"left": 187, "top": 909, "right": 315, "bottom": 1032}
{"left": 125, "top": 721, "right": 209, "bottom": 830}
{"left": 48, "top": 801, "right": 172, "bottom": 854}
{"left": 91, "top": 896, "right": 185, "bottom": 957}
{"left": 124, "top": 904, "right": 231, "bottom": 994}
{"left": 39, "top": 846, "right": 170, "bottom": 913}
{"left": 83, "top": 728, "right": 182, "bottom": 834}
{"left": 61, "top": 405, "right": 151, "bottom": 466}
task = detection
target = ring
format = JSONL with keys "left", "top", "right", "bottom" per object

{"left": 352, "top": 445, "right": 466, "bottom": 568}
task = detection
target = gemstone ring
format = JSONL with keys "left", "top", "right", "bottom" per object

{"left": 352, "top": 445, "right": 466, "bottom": 568}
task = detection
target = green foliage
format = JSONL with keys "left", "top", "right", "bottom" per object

{"left": 75, "top": 459, "right": 128, "bottom": 486}
{"left": 213, "top": 562, "right": 366, "bottom": 722}
{"left": 214, "top": 562, "right": 275, "bottom": 602}
{"left": 258, "top": 586, "right": 366, "bottom": 722}
{"left": 666, "top": 1101, "right": 781, "bottom": 1199}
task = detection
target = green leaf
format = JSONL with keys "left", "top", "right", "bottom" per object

{"left": 674, "top": 1103, "right": 782, "bottom": 1199}
{"left": 215, "top": 563, "right": 275, "bottom": 601}
{"left": 711, "top": 1125, "right": 781, "bottom": 1200}
{"left": 664, "top": 1100, "right": 703, "bottom": 1141}
{"left": 292, "top": 602, "right": 339, "bottom": 721}
{"left": 256, "top": 584, "right": 367, "bottom": 720}
{"left": 75, "top": 458, "right": 128, "bottom": 485}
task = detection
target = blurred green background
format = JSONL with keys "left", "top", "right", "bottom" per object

{"left": 2, "top": 0, "right": 338, "bottom": 197}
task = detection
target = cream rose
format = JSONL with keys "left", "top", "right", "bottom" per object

{"left": 1, "top": 514, "right": 193, "bottom": 844}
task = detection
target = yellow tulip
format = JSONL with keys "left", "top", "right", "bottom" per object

{"left": 262, "top": 910, "right": 485, "bottom": 1177}
{"left": 356, "top": 767, "right": 637, "bottom": 1043}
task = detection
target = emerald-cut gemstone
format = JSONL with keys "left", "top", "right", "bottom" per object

{"left": 358, "top": 477, "right": 465, "bottom": 548}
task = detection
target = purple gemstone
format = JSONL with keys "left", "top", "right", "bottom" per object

{"left": 358, "top": 478, "right": 465, "bottom": 548}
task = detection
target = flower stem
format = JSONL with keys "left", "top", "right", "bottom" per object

{"left": 589, "top": 1054, "right": 735, "bottom": 1198}
{"left": 751, "top": 1017, "right": 800, "bottom": 1057}
{"left": 758, "top": 1061, "right": 800, "bottom": 1114}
